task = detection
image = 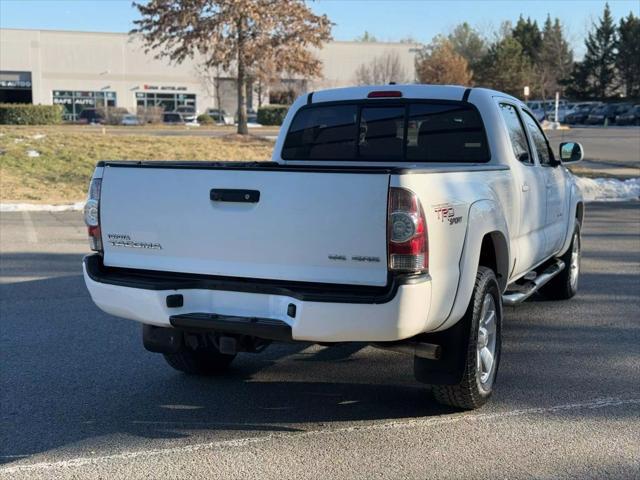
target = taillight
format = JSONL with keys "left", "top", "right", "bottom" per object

{"left": 368, "top": 90, "right": 403, "bottom": 98}
{"left": 388, "top": 187, "right": 427, "bottom": 273}
{"left": 84, "top": 176, "right": 102, "bottom": 252}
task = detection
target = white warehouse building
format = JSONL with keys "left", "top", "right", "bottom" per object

{"left": 0, "top": 28, "right": 419, "bottom": 121}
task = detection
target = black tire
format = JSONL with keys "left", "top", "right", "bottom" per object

{"left": 541, "top": 221, "right": 581, "bottom": 300}
{"left": 163, "top": 348, "right": 236, "bottom": 376}
{"left": 431, "top": 266, "right": 502, "bottom": 410}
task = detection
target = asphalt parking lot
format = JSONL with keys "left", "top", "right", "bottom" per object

{"left": 0, "top": 202, "right": 639, "bottom": 479}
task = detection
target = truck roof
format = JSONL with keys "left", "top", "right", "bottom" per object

{"left": 307, "top": 84, "right": 522, "bottom": 106}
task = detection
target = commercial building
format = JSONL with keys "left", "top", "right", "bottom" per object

{"left": 0, "top": 28, "right": 419, "bottom": 121}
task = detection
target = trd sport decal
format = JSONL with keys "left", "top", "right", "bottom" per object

{"left": 433, "top": 203, "right": 463, "bottom": 225}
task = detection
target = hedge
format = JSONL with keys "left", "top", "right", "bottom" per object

{"left": 197, "top": 113, "right": 214, "bottom": 125}
{"left": 0, "top": 104, "right": 64, "bottom": 125}
{"left": 257, "top": 104, "right": 290, "bottom": 126}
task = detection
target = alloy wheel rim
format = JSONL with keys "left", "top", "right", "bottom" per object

{"left": 477, "top": 293, "right": 497, "bottom": 386}
{"left": 569, "top": 233, "right": 580, "bottom": 290}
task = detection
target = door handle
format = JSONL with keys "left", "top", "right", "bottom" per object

{"left": 210, "top": 189, "right": 260, "bottom": 203}
{"left": 522, "top": 183, "right": 530, "bottom": 192}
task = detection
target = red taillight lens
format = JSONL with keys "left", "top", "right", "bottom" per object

{"left": 367, "top": 90, "right": 402, "bottom": 98}
{"left": 388, "top": 187, "right": 427, "bottom": 272}
{"left": 84, "top": 177, "right": 102, "bottom": 252}
{"left": 88, "top": 225, "right": 102, "bottom": 252}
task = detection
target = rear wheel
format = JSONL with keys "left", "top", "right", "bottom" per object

{"left": 541, "top": 221, "right": 581, "bottom": 300}
{"left": 430, "top": 266, "right": 502, "bottom": 410}
{"left": 163, "top": 348, "right": 236, "bottom": 375}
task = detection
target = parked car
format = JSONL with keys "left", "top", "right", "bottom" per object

{"left": 615, "top": 104, "right": 640, "bottom": 126}
{"left": 78, "top": 108, "right": 105, "bottom": 124}
{"left": 586, "top": 103, "right": 632, "bottom": 125}
{"left": 526, "top": 101, "right": 546, "bottom": 122}
{"left": 564, "top": 103, "right": 600, "bottom": 125}
{"left": 175, "top": 105, "right": 197, "bottom": 123}
{"left": 120, "top": 114, "right": 141, "bottom": 126}
{"left": 83, "top": 85, "right": 585, "bottom": 411}
{"left": 235, "top": 109, "right": 260, "bottom": 125}
{"left": 543, "top": 100, "right": 569, "bottom": 122}
{"left": 206, "top": 108, "right": 234, "bottom": 125}
{"left": 163, "top": 112, "right": 200, "bottom": 126}
{"left": 162, "top": 112, "right": 184, "bottom": 124}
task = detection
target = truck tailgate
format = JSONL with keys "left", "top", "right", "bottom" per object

{"left": 100, "top": 166, "right": 390, "bottom": 287}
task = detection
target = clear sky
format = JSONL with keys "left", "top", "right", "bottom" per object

{"left": 1, "top": 0, "right": 638, "bottom": 58}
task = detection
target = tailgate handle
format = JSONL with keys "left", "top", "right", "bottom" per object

{"left": 210, "top": 189, "right": 260, "bottom": 203}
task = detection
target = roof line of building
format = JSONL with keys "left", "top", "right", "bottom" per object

{"left": 0, "top": 27, "right": 421, "bottom": 47}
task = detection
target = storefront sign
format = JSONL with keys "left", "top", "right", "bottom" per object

{"left": 143, "top": 84, "right": 188, "bottom": 91}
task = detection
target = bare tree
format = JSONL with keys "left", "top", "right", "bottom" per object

{"left": 194, "top": 63, "right": 226, "bottom": 113}
{"left": 132, "top": 0, "right": 332, "bottom": 134}
{"left": 354, "top": 51, "right": 408, "bottom": 85}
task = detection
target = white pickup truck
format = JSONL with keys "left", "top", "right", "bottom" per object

{"left": 83, "top": 85, "right": 585, "bottom": 409}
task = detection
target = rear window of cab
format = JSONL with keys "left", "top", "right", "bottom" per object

{"left": 281, "top": 101, "right": 490, "bottom": 162}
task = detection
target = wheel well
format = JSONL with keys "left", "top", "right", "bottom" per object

{"left": 576, "top": 202, "right": 584, "bottom": 227}
{"left": 479, "top": 232, "right": 509, "bottom": 292}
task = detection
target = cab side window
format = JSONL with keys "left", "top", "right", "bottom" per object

{"left": 522, "top": 111, "right": 554, "bottom": 166}
{"left": 498, "top": 103, "right": 531, "bottom": 164}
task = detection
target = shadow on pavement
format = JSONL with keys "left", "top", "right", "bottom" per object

{"left": 1, "top": 203, "right": 639, "bottom": 465}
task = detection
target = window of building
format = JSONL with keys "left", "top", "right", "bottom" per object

{"left": 52, "top": 91, "right": 116, "bottom": 121}
{"left": 0, "top": 71, "right": 32, "bottom": 104}
{"left": 135, "top": 92, "right": 196, "bottom": 113}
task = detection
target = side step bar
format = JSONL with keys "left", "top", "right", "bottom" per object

{"left": 170, "top": 313, "right": 292, "bottom": 342}
{"left": 502, "top": 260, "right": 565, "bottom": 305}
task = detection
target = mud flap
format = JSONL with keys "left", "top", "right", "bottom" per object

{"left": 413, "top": 314, "right": 471, "bottom": 385}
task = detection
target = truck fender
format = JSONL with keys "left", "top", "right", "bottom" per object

{"left": 436, "top": 199, "right": 510, "bottom": 331}
{"left": 558, "top": 182, "right": 584, "bottom": 256}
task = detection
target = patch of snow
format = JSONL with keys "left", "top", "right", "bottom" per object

{"left": 26, "top": 150, "right": 40, "bottom": 157}
{"left": 0, "top": 202, "right": 84, "bottom": 212}
{"left": 32, "top": 134, "right": 46, "bottom": 140}
{"left": 576, "top": 177, "right": 640, "bottom": 202}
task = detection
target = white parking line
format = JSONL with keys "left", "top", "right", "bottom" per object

{"left": 21, "top": 211, "right": 38, "bottom": 243}
{"left": 1, "top": 395, "right": 638, "bottom": 474}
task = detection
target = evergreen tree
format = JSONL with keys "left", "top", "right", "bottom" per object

{"left": 582, "top": 3, "right": 619, "bottom": 98}
{"left": 536, "top": 15, "right": 573, "bottom": 99}
{"left": 475, "top": 36, "right": 532, "bottom": 97}
{"left": 563, "top": 62, "right": 592, "bottom": 99}
{"left": 512, "top": 16, "right": 542, "bottom": 63}
{"left": 616, "top": 12, "right": 640, "bottom": 97}
{"left": 448, "top": 22, "right": 487, "bottom": 74}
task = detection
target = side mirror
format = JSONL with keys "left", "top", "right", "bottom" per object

{"left": 559, "top": 142, "right": 584, "bottom": 164}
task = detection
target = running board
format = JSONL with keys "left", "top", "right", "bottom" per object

{"left": 502, "top": 260, "right": 565, "bottom": 305}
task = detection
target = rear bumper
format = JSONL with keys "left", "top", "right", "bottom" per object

{"left": 83, "top": 255, "right": 432, "bottom": 342}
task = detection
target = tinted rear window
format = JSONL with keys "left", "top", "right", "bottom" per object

{"left": 281, "top": 105, "right": 357, "bottom": 160}
{"left": 282, "top": 101, "right": 490, "bottom": 162}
